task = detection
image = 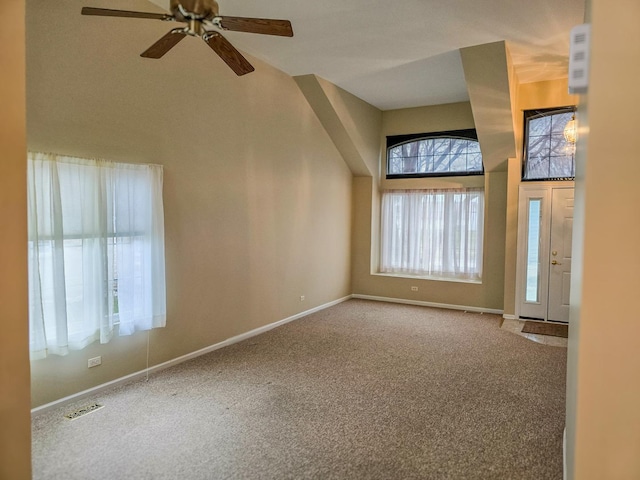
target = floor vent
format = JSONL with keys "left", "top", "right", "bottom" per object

{"left": 64, "top": 403, "right": 104, "bottom": 420}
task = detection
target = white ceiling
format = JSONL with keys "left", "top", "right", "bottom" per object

{"left": 147, "top": 0, "right": 585, "bottom": 110}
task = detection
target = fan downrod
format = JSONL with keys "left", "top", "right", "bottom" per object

{"left": 170, "top": 0, "right": 219, "bottom": 22}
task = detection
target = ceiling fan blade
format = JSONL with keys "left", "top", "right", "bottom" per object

{"left": 217, "top": 17, "right": 293, "bottom": 37}
{"left": 141, "top": 29, "right": 187, "bottom": 59}
{"left": 204, "top": 32, "right": 255, "bottom": 76}
{"left": 81, "top": 7, "right": 174, "bottom": 21}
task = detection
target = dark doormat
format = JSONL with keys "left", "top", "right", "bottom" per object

{"left": 521, "top": 321, "right": 568, "bottom": 338}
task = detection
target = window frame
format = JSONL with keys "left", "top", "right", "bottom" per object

{"left": 27, "top": 153, "right": 166, "bottom": 359}
{"left": 386, "top": 129, "right": 484, "bottom": 179}
{"left": 522, "top": 106, "right": 577, "bottom": 181}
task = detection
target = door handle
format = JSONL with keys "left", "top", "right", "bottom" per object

{"left": 551, "top": 260, "right": 562, "bottom": 265}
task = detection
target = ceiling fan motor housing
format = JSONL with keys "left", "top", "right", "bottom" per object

{"left": 170, "top": 0, "right": 219, "bottom": 21}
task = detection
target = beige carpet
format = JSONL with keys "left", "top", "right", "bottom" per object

{"left": 32, "top": 299, "right": 567, "bottom": 479}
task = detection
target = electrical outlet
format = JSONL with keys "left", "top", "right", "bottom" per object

{"left": 88, "top": 356, "right": 102, "bottom": 368}
{"left": 300, "top": 295, "right": 305, "bottom": 302}
{"left": 411, "top": 286, "right": 418, "bottom": 292}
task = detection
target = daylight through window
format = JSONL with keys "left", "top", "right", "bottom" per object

{"left": 523, "top": 107, "right": 576, "bottom": 180}
{"left": 27, "top": 153, "right": 167, "bottom": 359}
{"left": 387, "top": 131, "right": 483, "bottom": 178}
{"left": 380, "top": 189, "right": 484, "bottom": 281}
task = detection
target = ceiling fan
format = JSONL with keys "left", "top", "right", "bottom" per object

{"left": 81, "top": 0, "right": 294, "bottom": 76}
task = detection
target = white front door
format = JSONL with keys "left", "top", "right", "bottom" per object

{"left": 517, "top": 184, "right": 574, "bottom": 322}
{"left": 547, "top": 188, "right": 573, "bottom": 322}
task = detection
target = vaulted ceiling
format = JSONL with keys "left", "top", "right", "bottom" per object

{"left": 144, "top": 0, "right": 585, "bottom": 110}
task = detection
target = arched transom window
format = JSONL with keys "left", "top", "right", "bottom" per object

{"left": 386, "top": 131, "right": 483, "bottom": 178}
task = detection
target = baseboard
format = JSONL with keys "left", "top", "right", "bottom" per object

{"left": 502, "top": 314, "right": 519, "bottom": 320}
{"left": 31, "top": 295, "right": 352, "bottom": 416}
{"left": 352, "top": 294, "right": 503, "bottom": 315}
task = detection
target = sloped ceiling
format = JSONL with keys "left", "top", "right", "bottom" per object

{"left": 145, "top": 0, "right": 584, "bottom": 110}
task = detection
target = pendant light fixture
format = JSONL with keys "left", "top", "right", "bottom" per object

{"left": 563, "top": 114, "right": 577, "bottom": 143}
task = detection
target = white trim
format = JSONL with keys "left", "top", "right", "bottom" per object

{"left": 31, "top": 295, "right": 352, "bottom": 416}
{"left": 352, "top": 294, "right": 503, "bottom": 315}
{"left": 371, "top": 272, "right": 482, "bottom": 285}
{"left": 563, "top": 427, "right": 567, "bottom": 480}
{"left": 502, "top": 314, "right": 519, "bottom": 320}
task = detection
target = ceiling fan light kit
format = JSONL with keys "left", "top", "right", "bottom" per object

{"left": 81, "top": 0, "right": 293, "bottom": 76}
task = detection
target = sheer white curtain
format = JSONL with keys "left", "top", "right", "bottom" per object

{"left": 28, "top": 152, "right": 166, "bottom": 359}
{"left": 380, "top": 188, "right": 484, "bottom": 280}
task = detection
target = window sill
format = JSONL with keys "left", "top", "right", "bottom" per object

{"left": 372, "top": 272, "right": 482, "bottom": 285}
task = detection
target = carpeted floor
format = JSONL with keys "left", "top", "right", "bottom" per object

{"left": 32, "top": 299, "right": 567, "bottom": 479}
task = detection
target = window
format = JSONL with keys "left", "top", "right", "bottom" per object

{"left": 525, "top": 198, "right": 543, "bottom": 302}
{"left": 386, "top": 130, "right": 483, "bottom": 178}
{"left": 27, "top": 153, "right": 166, "bottom": 359}
{"left": 380, "top": 189, "right": 484, "bottom": 281}
{"left": 523, "top": 107, "right": 576, "bottom": 180}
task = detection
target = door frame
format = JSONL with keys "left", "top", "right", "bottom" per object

{"left": 515, "top": 181, "right": 575, "bottom": 322}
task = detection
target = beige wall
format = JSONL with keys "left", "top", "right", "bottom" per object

{"left": 294, "top": 74, "right": 377, "bottom": 177}
{"left": 501, "top": 156, "right": 521, "bottom": 317}
{"left": 294, "top": 76, "right": 385, "bottom": 289}
{"left": 460, "top": 41, "right": 517, "bottom": 172}
{"left": 0, "top": 0, "right": 32, "bottom": 477}
{"left": 566, "top": 0, "right": 640, "bottom": 478}
{"left": 314, "top": 76, "right": 383, "bottom": 179}
{"left": 28, "top": 0, "right": 353, "bottom": 406}
{"left": 352, "top": 102, "right": 507, "bottom": 311}
{"left": 293, "top": 74, "right": 385, "bottom": 286}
